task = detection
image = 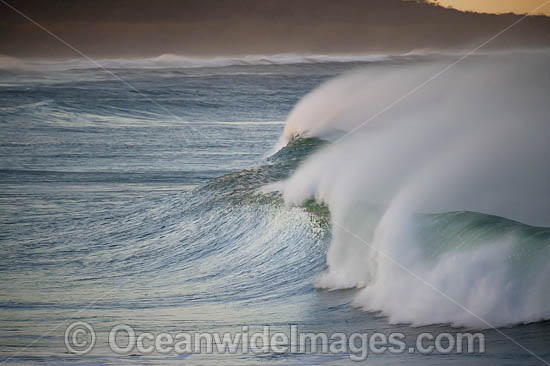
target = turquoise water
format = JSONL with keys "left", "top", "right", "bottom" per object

{"left": 0, "top": 58, "right": 549, "bottom": 365}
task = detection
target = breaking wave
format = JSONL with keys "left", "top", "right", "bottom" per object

{"left": 272, "top": 50, "right": 550, "bottom": 328}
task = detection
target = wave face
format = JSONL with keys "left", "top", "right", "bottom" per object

{"left": 277, "top": 51, "right": 550, "bottom": 328}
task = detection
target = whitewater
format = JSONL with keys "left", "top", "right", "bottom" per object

{"left": 277, "top": 51, "right": 550, "bottom": 328}
{"left": 0, "top": 50, "right": 548, "bottom": 365}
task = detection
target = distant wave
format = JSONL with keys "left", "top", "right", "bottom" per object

{"left": 0, "top": 53, "right": 431, "bottom": 72}
{"left": 3, "top": 50, "right": 546, "bottom": 73}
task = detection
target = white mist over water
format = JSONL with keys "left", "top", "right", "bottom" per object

{"left": 279, "top": 51, "right": 550, "bottom": 328}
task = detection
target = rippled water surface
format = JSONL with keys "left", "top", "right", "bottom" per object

{"left": 1, "top": 59, "right": 549, "bottom": 365}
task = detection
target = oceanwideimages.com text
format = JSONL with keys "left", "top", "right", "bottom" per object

{"left": 65, "top": 322, "right": 485, "bottom": 361}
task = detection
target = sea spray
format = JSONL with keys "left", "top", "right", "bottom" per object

{"left": 279, "top": 51, "right": 550, "bottom": 327}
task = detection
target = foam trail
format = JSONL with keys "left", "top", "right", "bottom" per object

{"left": 281, "top": 51, "right": 550, "bottom": 328}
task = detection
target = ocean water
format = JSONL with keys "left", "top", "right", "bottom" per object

{"left": 0, "top": 53, "right": 549, "bottom": 365}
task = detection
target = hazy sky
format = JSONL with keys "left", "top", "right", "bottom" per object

{"left": 1, "top": 0, "right": 549, "bottom": 58}
{"left": 429, "top": 0, "right": 550, "bottom": 16}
